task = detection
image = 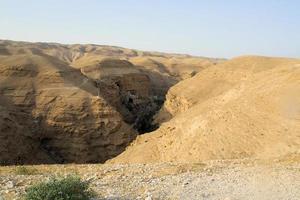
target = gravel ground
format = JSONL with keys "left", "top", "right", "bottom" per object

{"left": 1, "top": 159, "right": 300, "bottom": 200}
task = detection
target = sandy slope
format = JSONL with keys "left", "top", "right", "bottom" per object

{"left": 110, "top": 56, "right": 300, "bottom": 163}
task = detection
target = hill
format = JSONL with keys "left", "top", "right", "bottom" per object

{"left": 110, "top": 56, "right": 300, "bottom": 163}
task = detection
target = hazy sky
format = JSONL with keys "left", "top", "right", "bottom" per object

{"left": 0, "top": 0, "right": 299, "bottom": 58}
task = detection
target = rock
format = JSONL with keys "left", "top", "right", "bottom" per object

{"left": 6, "top": 181, "right": 14, "bottom": 189}
{"left": 145, "top": 196, "right": 152, "bottom": 200}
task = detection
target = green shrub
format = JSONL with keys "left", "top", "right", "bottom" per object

{"left": 24, "top": 175, "right": 95, "bottom": 200}
{"left": 14, "top": 166, "right": 38, "bottom": 175}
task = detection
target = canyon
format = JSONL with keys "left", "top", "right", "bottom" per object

{"left": 1, "top": 40, "right": 299, "bottom": 166}
{"left": 0, "top": 40, "right": 220, "bottom": 165}
{"left": 1, "top": 40, "right": 300, "bottom": 200}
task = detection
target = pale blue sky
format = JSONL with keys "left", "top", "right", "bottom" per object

{"left": 0, "top": 0, "right": 299, "bottom": 58}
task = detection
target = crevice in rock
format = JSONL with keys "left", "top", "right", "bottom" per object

{"left": 93, "top": 74, "right": 167, "bottom": 135}
{"left": 120, "top": 91, "right": 164, "bottom": 134}
{"left": 80, "top": 58, "right": 176, "bottom": 136}
{"left": 39, "top": 138, "right": 64, "bottom": 163}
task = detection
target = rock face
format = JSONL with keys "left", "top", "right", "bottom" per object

{"left": 0, "top": 55, "right": 136, "bottom": 164}
{"left": 110, "top": 56, "right": 300, "bottom": 164}
{"left": 0, "top": 106, "right": 53, "bottom": 164}
{"left": 0, "top": 40, "right": 219, "bottom": 165}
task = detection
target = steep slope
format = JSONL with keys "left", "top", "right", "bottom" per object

{"left": 110, "top": 56, "right": 300, "bottom": 163}
{"left": 0, "top": 54, "right": 137, "bottom": 164}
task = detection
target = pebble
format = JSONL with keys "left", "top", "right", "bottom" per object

{"left": 6, "top": 181, "right": 14, "bottom": 189}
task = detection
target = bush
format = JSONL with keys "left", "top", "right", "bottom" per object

{"left": 24, "top": 175, "right": 95, "bottom": 200}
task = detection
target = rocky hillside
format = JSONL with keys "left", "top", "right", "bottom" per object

{"left": 0, "top": 40, "right": 219, "bottom": 165}
{"left": 110, "top": 56, "right": 300, "bottom": 163}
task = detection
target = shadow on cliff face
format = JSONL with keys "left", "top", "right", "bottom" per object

{"left": 80, "top": 58, "right": 176, "bottom": 134}
{"left": 0, "top": 54, "right": 174, "bottom": 165}
{"left": 0, "top": 78, "right": 56, "bottom": 165}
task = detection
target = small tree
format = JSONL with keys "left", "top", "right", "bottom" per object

{"left": 24, "top": 175, "right": 95, "bottom": 200}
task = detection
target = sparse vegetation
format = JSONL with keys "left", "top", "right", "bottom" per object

{"left": 14, "top": 166, "right": 38, "bottom": 175}
{"left": 23, "top": 175, "right": 95, "bottom": 200}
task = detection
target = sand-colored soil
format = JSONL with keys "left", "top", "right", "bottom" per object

{"left": 111, "top": 56, "right": 300, "bottom": 164}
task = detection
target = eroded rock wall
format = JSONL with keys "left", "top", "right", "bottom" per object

{"left": 0, "top": 56, "right": 137, "bottom": 164}
{"left": 82, "top": 59, "right": 163, "bottom": 134}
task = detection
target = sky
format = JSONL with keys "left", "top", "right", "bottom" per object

{"left": 0, "top": 0, "right": 299, "bottom": 58}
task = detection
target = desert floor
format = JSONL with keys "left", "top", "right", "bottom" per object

{"left": 1, "top": 157, "right": 300, "bottom": 200}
